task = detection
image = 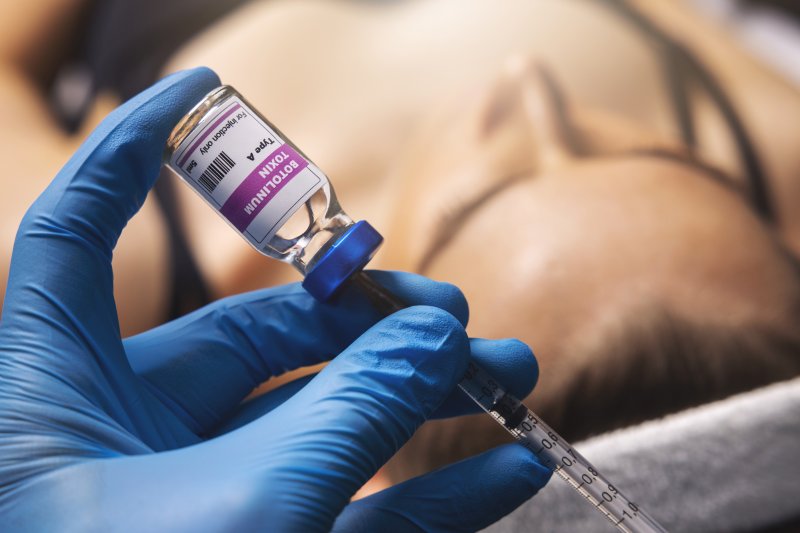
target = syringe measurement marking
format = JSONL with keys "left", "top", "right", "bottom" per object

{"left": 355, "top": 271, "right": 666, "bottom": 531}
{"left": 458, "top": 361, "right": 663, "bottom": 532}
{"left": 515, "top": 421, "right": 643, "bottom": 532}
{"left": 512, "top": 418, "right": 647, "bottom": 530}
{"left": 554, "top": 470, "right": 628, "bottom": 532}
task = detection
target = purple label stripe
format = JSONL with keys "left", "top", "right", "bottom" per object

{"left": 177, "top": 103, "right": 242, "bottom": 167}
{"left": 220, "top": 144, "right": 309, "bottom": 232}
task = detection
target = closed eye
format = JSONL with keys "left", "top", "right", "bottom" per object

{"left": 417, "top": 170, "right": 531, "bottom": 274}
{"left": 417, "top": 148, "right": 752, "bottom": 276}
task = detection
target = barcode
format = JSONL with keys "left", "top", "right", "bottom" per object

{"left": 198, "top": 151, "right": 235, "bottom": 194}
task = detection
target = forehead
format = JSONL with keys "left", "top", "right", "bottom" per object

{"left": 432, "top": 150, "right": 753, "bottom": 260}
{"left": 423, "top": 156, "right": 783, "bottom": 338}
{"left": 427, "top": 155, "right": 744, "bottom": 272}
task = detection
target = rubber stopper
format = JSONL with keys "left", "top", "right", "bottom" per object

{"left": 302, "top": 220, "right": 383, "bottom": 301}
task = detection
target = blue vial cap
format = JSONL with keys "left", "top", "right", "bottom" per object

{"left": 302, "top": 220, "right": 383, "bottom": 301}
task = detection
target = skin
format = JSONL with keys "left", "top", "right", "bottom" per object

{"left": 372, "top": 61, "right": 800, "bottom": 487}
{"left": 163, "top": 1, "right": 800, "bottom": 489}
{"left": 0, "top": 0, "right": 169, "bottom": 335}
{"left": 3, "top": 0, "right": 800, "bottom": 332}
{"left": 1, "top": 0, "right": 799, "bottom": 492}
{"left": 388, "top": 60, "right": 796, "bottom": 348}
{"left": 164, "top": 0, "right": 800, "bottom": 280}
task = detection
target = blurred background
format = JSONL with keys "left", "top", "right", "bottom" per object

{"left": 0, "top": 1, "right": 798, "bottom": 530}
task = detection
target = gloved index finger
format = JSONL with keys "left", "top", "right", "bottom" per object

{"left": 340, "top": 270, "right": 469, "bottom": 326}
{"left": 212, "top": 305, "right": 471, "bottom": 531}
{"left": 125, "top": 271, "right": 469, "bottom": 435}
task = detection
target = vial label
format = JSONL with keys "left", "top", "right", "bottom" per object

{"left": 169, "top": 97, "right": 324, "bottom": 245}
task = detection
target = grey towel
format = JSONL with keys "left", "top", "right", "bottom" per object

{"left": 484, "top": 377, "right": 800, "bottom": 532}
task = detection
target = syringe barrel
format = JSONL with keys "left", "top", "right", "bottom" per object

{"left": 349, "top": 271, "right": 668, "bottom": 533}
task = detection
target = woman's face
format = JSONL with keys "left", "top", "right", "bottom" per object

{"left": 381, "top": 62, "right": 793, "bottom": 404}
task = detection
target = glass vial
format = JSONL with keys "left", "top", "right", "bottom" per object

{"left": 163, "top": 85, "right": 354, "bottom": 276}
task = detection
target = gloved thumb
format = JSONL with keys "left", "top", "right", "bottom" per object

{"left": 1, "top": 67, "right": 221, "bottom": 395}
{"left": 214, "top": 306, "right": 471, "bottom": 532}
{"left": 20, "top": 67, "right": 220, "bottom": 257}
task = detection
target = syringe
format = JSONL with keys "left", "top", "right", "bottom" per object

{"left": 164, "top": 84, "right": 668, "bottom": 533}
{"left": 351, "top": 271, "right": 667, "bottom": 533}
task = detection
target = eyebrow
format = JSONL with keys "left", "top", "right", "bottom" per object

{"left": 417, "top": 171, "right": 530, "bottom": 274}
{"left": 625, "top": 148, "right": 750, "bottom": 197}
{"left": 416, "top": 149, "right": 754, "bottom": 274}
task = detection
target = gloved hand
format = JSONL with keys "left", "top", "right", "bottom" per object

{"left": 0, "top": 67, "right": 550, "bottom": 532}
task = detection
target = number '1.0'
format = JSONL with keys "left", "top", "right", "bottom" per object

{"left": 460, "top": 361, "right": 668, "bottom": 533}
{"left": 349, "top": 271, "right": 668, "bottom": 533}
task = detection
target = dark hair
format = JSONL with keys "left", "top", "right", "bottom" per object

{"left": 388, "top": 0, "right": 800, "bottom": 485}
{"left": 386, "top": 266, "right": 800, "bottom": 483}
{"left": 546, "top": 306, "right": 800, "bottom": 441}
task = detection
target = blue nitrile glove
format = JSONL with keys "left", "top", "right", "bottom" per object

{"left": 0, "top": 68, "right": 551, "bottom": 532}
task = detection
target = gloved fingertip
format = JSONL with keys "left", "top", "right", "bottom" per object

{"left": 331, "top": 443, "right": 553, "bottom": 532}
{"left": 161, "top": 66, "right": 221, "bottom": 88}
{"left": 380, "top": 306, "right": 470, "bottom": 376}
{"left": 501, "top": 338, "right": 539, "bottom": 390}
{"left": 394, "top": 305, "right": 469, "bottom": 349}
{"left": 484, "top": 444, "right": 553, "bottom": 495}
{"left": 436, "top": 280, "right": 469, "bottom": 327}
{"left": 363, "top": 270, "right": 470, "bottom": 326}
{"left": 471, "top": 337, "right": 538, "bottom": 394}
{"left": 328, "top": 304, "right": 471, "bottom": 417}
{"left": 186, "top": 65, "right": 221, "bottom": 83}
{"left": 519, "top": 447, "right": 555, "bottom": 491}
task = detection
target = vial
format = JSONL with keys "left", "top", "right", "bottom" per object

{"left": 163, "top": 85, "right": 383, "bottom": 301}
{"left": 164, "top": 85, "right": 669, "bottom": 533}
